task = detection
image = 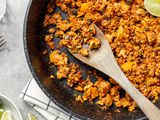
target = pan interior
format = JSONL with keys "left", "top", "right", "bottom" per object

{"left": 25, "top": 0, "right": 160, "bottom": 119}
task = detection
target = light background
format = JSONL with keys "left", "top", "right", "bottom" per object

{"left": 0, "top": 0, "right": 46, "bottom": 119}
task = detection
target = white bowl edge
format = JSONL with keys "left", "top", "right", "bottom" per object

{"left": 0, "top": 94, "right": 23, "bottom": 120}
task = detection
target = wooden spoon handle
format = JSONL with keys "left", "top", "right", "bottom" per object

{"left": 112, "top": 70, "right": 160, "bottom": 120}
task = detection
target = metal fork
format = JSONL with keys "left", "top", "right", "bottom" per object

{"left": 0, "top": 35, "right": 6, "bottom": 48}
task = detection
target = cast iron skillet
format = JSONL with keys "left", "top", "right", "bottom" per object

{"left": 24, "top": 0, "right": 160, "bottom": 119}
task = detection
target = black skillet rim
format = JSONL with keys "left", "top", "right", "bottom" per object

{"left": 23, "top": 0, "right": 150, "bottom": 120}
{"left": 23, "top": 0, "right": 90, "bottom": 120}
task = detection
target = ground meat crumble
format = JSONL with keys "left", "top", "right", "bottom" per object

{"left": 43, "top": 0, "right": 160, "bottom": 112}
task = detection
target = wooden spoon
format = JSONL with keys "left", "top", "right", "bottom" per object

{"left": 68, "top": 25, "right": 160, "bottom": 120}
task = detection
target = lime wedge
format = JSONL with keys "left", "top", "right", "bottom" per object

{"left": 0, "top": 109, "right": 4, "bottom": 118}
{"left": 1, "top": 110, "right": 12, "bottom": 120}
{"left": 144, "top": 0, "right": 160, "bottom": 17}
{"left": 27, "top": 113, "right": 37, "bottom": 120}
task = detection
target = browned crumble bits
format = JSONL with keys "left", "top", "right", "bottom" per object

{"left": 44, "top": 0, "right": 160, "bottom": 111}
{"left": 67, "top": 63, "right": 82, "bottom": 87}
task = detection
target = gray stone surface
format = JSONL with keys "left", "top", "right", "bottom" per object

{"left": 0, "top": 0, "right": 45, "bottom": 119}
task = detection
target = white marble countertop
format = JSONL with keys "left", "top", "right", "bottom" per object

{"left": 0, "top": 0, "right": 45, "bottom": 119}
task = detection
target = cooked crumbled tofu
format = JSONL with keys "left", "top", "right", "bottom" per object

{"left": 48, "top": 28, "right": 55, "bottom": 34}
{"left": 55, "top": 31, "right": 64, "bottom": 37}
{"left": 95, "top": 78, "right": 111, "bottom": 98}
{"left": 47, "top": 41, "right": 54, "bottom": 49}
{"left": 50, "top": 75, "right": 55, "bottom": 79}
{"left": 74, "top": 85, "right": 83, "bottom": 92}
{"left": 88, "top": 38, "right": 101, "bottom": 49}
{"left": 97, "top": 94, "right": 113, "bottom": 107}
{"left": 121, "top": 62, "right": 134, "bottom": 72}
{"left": 116, "top": 26, "right": 124, "bottom": 40}
{"left": 67, "top": 63, "right": 82, "bottom": 87}
{"left": 82, "top": 86, "right": 99, "bottom": 101}
{"left": 57, "top": 20, "right": 70, "bottom": 31}
{"left": 50, "top": 50, "right": 68, "bottom": 66}
{"left": 79, "top": 48, "right": 89, "bottom": 57}
{"left": 57, "top": 66, "right": 69, "bottom": 79}
{"left": 76, "top": 95, "right": 84, "bottom": 103}
{"left": 59, "top": 39, "right": 68, "bottom": 46}
{"left": 43, "top": 0, "right": 160, "bottom": 112}
{"left": 45, "top": 35, "right": 53, "bottom": 42}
